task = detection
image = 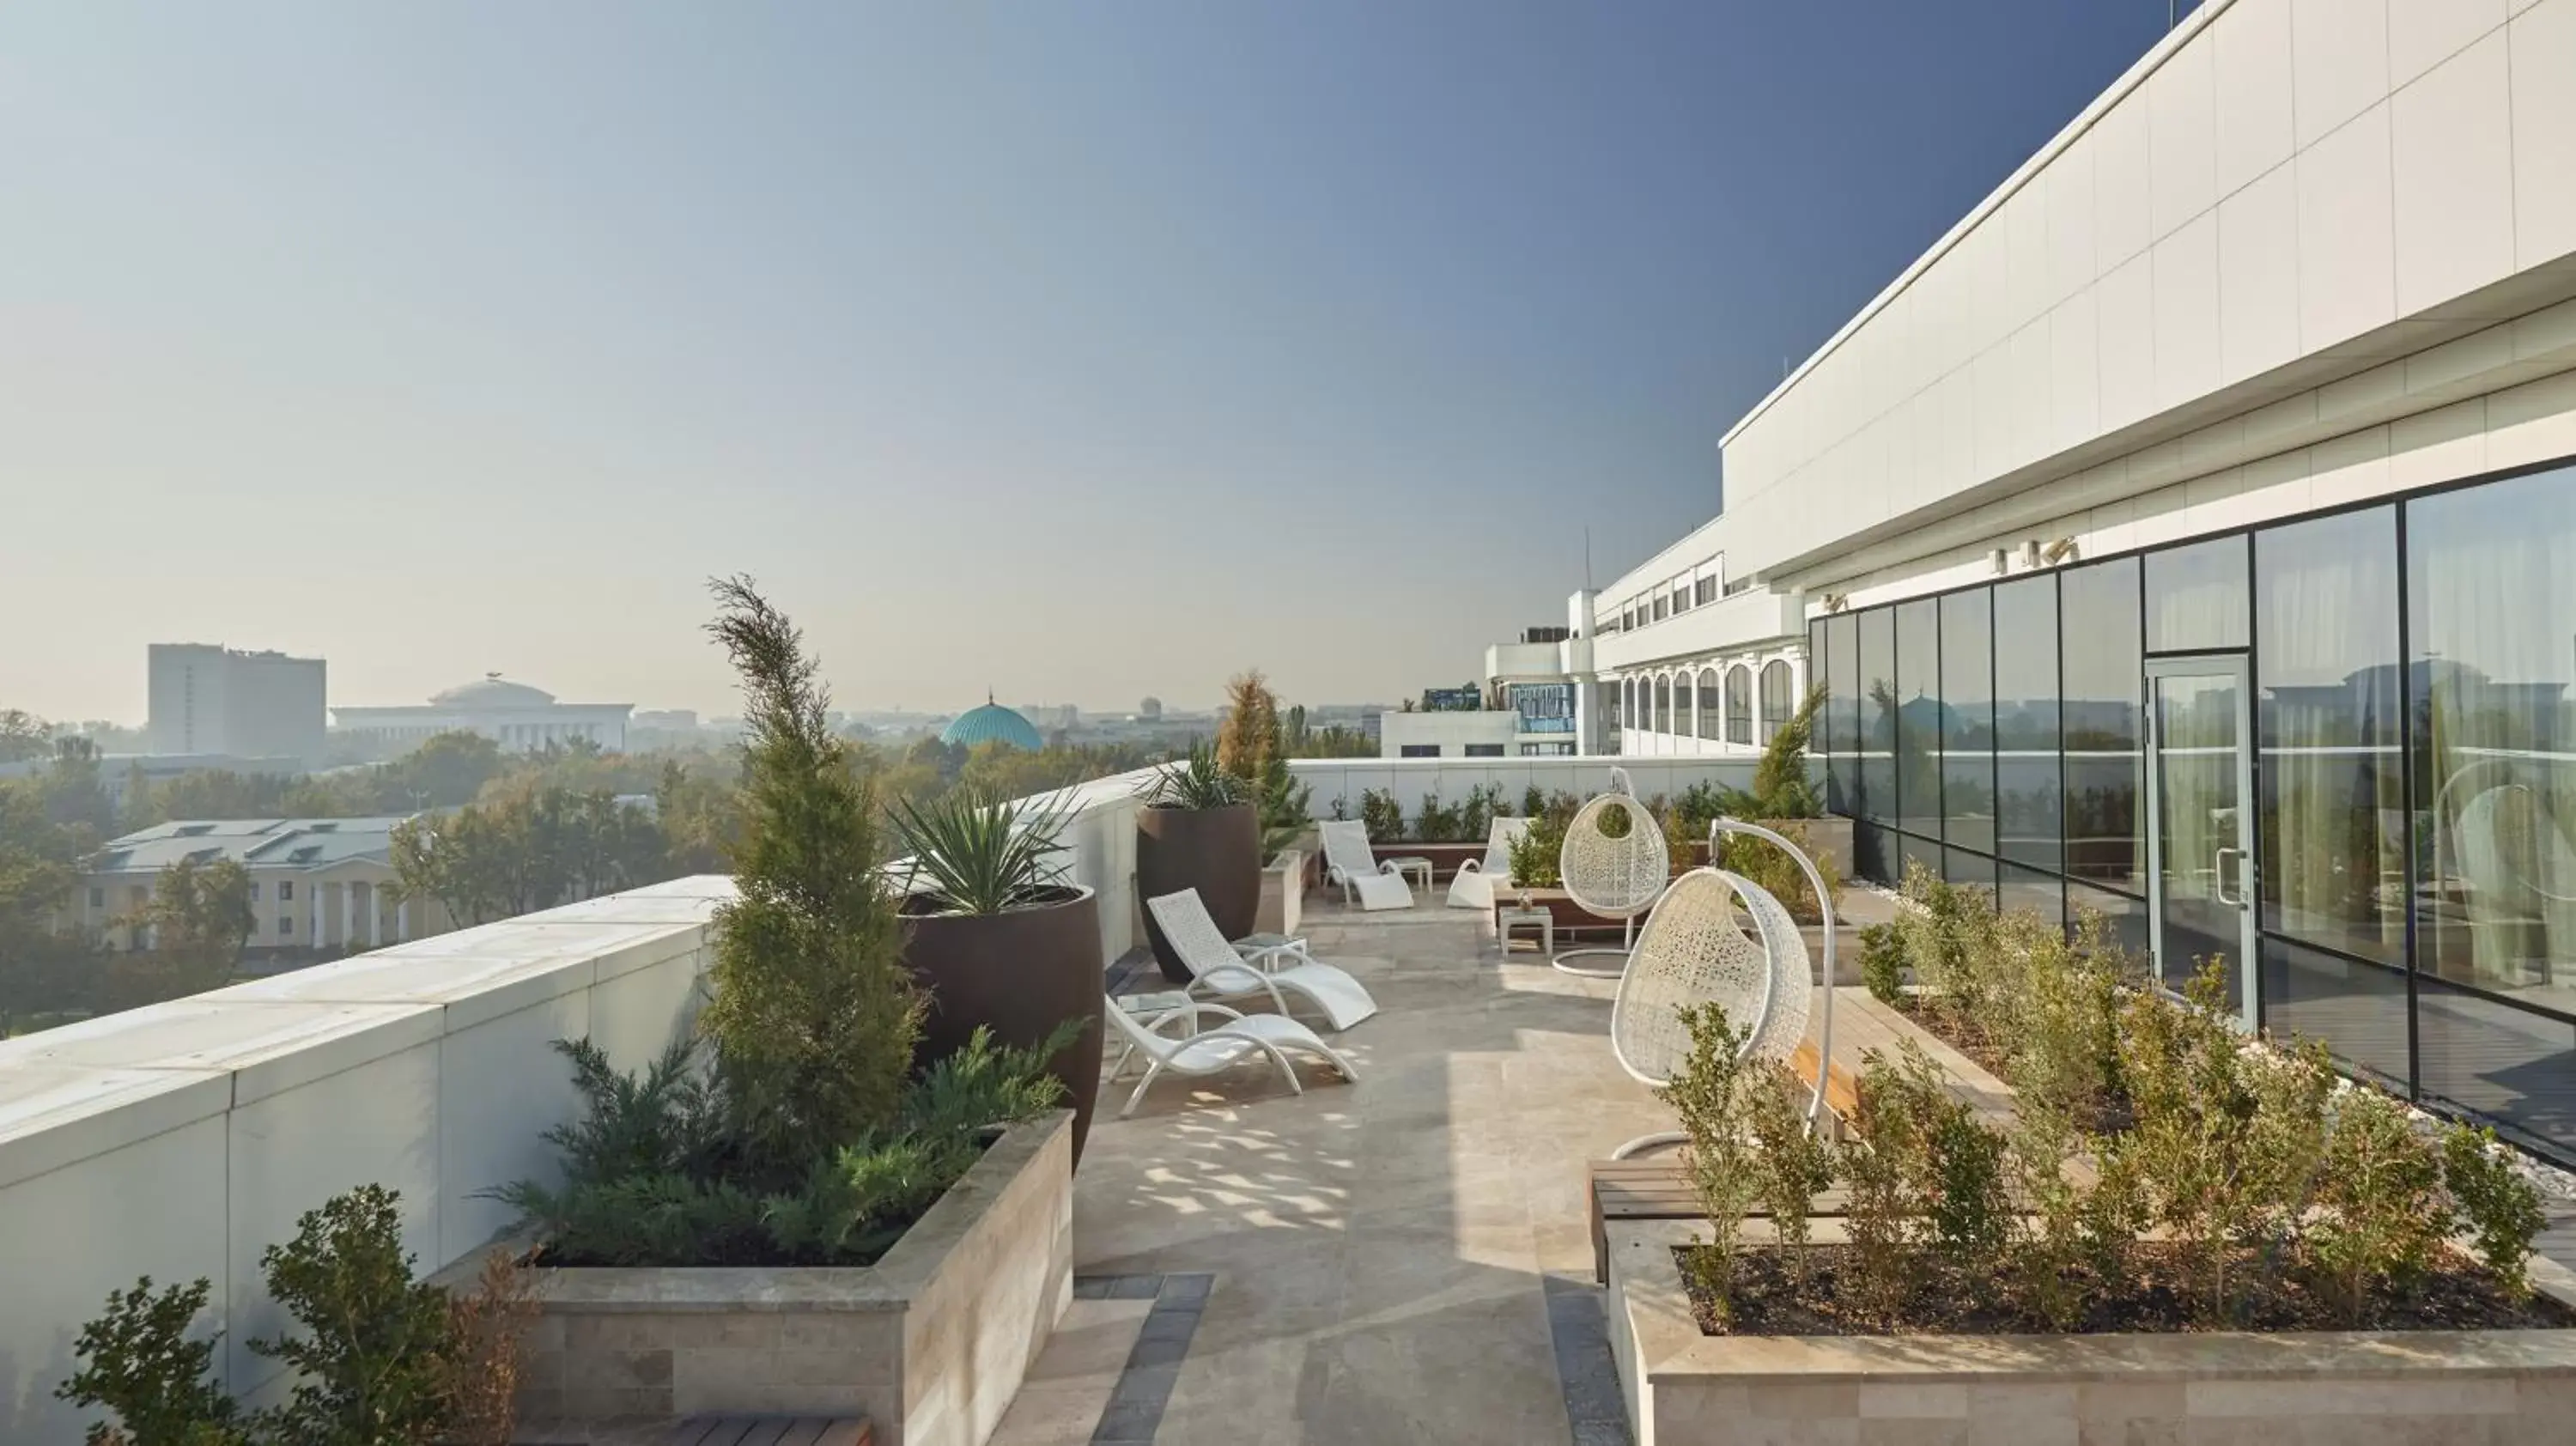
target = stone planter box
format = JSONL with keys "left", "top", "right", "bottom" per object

{"left": 1606, "top": 1215, "right": 2576, "bottom": 1446}
{"left": 501, "top": 1109, "right": 1073, "bottom": 1446}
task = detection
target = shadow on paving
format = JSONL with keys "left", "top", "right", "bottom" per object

{"left": 1071, "top": 906, "right": 1649, "bottom": 1445}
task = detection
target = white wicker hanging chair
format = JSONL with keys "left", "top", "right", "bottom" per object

{"left": 1608, "top": 817, "right": 1840, "bottom": 1157}
{"left": 1552, "top": 767, "right": 1673, "bottom": 977}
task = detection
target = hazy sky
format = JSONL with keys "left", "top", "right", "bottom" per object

{"left": 0, "top": 2, "right": 2185, "bottom": 723}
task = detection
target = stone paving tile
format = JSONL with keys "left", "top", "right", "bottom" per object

{"left": 1042, "top": 904, "right": 1657, "bottom": 1444}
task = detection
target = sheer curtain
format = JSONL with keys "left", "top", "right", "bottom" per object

{"left": 2255, "top": 507, "right": 2403, "bottom": 965}
{"left": 2412, "top": 466, "right": 2576, "bottom": 994}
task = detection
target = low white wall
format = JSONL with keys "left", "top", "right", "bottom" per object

{"left": 0, "top": 876, "right": 732, "bottom": 1443}
{"left": 1287, "top": 755, "right": 1766, "bottom": 823}
{"left": 0, "top": 768, "right": 1175, "bottom": 1446}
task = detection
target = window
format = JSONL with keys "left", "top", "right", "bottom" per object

{"left": 1759, "top": 659, "right": 1793, "bottom": 746}
{"left": 278, "top": 880, "right": 295, "bottom": 902}
{"left": 2409, "top": 464, "right": 2576, "bottom": 1012}
{"left": 1695, "top": 575, "right": 1718, "bottom": 606}
{"left": 2145, "top": 534, "right": 2250, "bottom": 652}
{"left": 2060, "top": 556, "right": 2142, "bottom": 894}
{"left": 1655, "top": 676, "right": 1674, "bottom": 732}
{"left": 1858, "top": 608, "right": 1895, "bottom": 826}
{"left": 1463, "top": 743, "right": 1505, "bottom": 757}
{"left": 1698, "top": 667, "right": 1723, "bottom": 741}
{"left": 1826, "top": 613, "right": 1857, "bottom": 817}
{"left": 1994, "top": 575, "right": 2062, "bottom": 870}
{"left": 1676, "top": 672, "right": 1697, "bottom": 737}
{"left": 1726, "top": 665, "right": 1753, "bottom": 745}
{"left": 2257, "top": 507, "right": 2403, "bottom": 969}
{"left": 1399, "top": 744, "right": 1440, "bottom": 758}
{"left": 1941, "top": 587, "right": 1995, "bottom": 854}
{"left": 278, "top": 916, "right": 295, "bottom": 935}
{"left": 88, "top": 886, "right": 104, "bottom": 908}
{"left": 247, "top": 882, "right": 261, "bottom": 902}
{"left": 1670, "top": 584, "right": 1689, "bottom": 615}
{"left": 1652, "top": 594, "right": 1668, "bottom": 622}
{"left": 1895, "top": 598, "right": 1941, "bottom": 840}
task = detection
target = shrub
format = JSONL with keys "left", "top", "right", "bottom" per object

{"left": 1716, "top": 821, "right": 1842, "bottom": 924}
{"left": 1857, "top": 923, "right": 1905, "bottom": 1006}
{"left": 1507, "top": 811, "right": 1564, "bottom": 888}
{"left": 700, "top": 576, "right": 921, "bottom": 1178}
{"left": 1413, "top": 791, "right": 1463, "bottom": 843}
{"left": 1358, "top": 787, "right": 1405, "bottom": 843}
{"left": 251, "top": 1186, "right": 456, "bottom": 1446}
{"left": 438, "top": 1251, "right": 539, "bottom": 1446}
{"left": 1457, "top": 783, "right": 1503, "bottom": 846}
{"left": 1747, "top": 684, "right": 1826, "bottom": 819}
{"left": 1521, "top": 784, "right": 1546, "bottom": 818}
{"left": 2443, "top": 1124, "right": 2545, "bottom": 1300}
{"left": 1662, "top": 1003, "right": 1762, "bottom": 1324}
{"left": 1136, "top": 740, "right": 1245, "bottom": 810}
{"left": 1746, "top": 1060, "right": 1835, "bottom": 1290}
{"left": 55, "top": 1276, "right": 247, "bottom": 1446}
{"left": 2307, "top": 1085, "right": 2446, "bottom": 1325}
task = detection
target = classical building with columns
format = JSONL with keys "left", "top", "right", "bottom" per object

{"left": 75, "top": 816, "right": 459, "bottom": 958}
{"left": 332, "top": 675, "right": 632, "bottom": 755}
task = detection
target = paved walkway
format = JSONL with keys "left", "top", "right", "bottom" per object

{"left": 991, "top": 904, "right": 1667, "bottom": 1446}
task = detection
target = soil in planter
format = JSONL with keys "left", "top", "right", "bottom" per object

{"left": 1676, "top": 1242, "right": 2576, "bottom": 1336}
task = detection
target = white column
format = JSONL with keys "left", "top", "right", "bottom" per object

{"left": 396, "top": 898, "right": 410, "bottom": 944}
{"left": 308, "top": 883, "right": 322, "bottom": 951}
{"left": 367, "top": 885, "right": 382, "bottom": 948}
{"left": 342, "top": 883, "right": 356, "bottom": 952}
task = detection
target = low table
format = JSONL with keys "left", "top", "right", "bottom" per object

{"left": 1497, "top": 907, "right": 1553, "bottom": 956}
{"left": 1381, "top": 855, "right": 1435, "bottom": 890}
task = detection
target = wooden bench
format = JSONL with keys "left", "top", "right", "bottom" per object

{"left": 663, "top": 1418, "right": 872, "bottom": 1446}
{"left": 1588, "top": 1157, "right": 1848, "bottom": 1283}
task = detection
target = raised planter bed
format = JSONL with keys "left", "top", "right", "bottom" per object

{"left": 1606, "top": 1215, "right": 2576, "bottom": 1446}
{"left": 489, "top": 1109, "right": 1073, "bottom": 1446}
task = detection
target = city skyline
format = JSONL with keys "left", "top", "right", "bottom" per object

{"left": 3, "top": 2, "right": 2181, "bottom": 724}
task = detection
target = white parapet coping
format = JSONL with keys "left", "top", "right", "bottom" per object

{"left": 0, "top": 875, "right": 735, "bottom": 1444}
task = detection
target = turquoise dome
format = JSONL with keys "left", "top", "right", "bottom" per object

{"left": 940, "top": 699, "right": 1044, "bottom": 751}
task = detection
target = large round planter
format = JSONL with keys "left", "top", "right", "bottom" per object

{"left": 902, "top": 885, "right": 1106, "bottom": 1166}
{"left": 1135, "top": 801, "right": 1259, "bottom": 983}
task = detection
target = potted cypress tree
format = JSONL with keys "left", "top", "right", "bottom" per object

{"left": 895, "top": 787, "right": 1107, "bottom": 1163}
{"left": 1133, "top": 743, "right": 1259, "bottom": 982}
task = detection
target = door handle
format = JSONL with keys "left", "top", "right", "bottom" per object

{"left": 2214, "top": 846, "right": 2247, "bottom": 909}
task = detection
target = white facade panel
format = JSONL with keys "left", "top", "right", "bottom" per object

{"left": 2388, "top": 0, "right": 2507, "bottom": 88}
{"left": 2213, "top": 0, "right": 2297, "bottom": 198}
{"left": 2391, "top": 33, "right": 2517, "bottom": 317}
{"left": 2295, "top": 102, "right": 2398, "bottom": 352}
{"left": 2147, "top": 33, "right": 2219, "bottom": 242}
{"left": 2512, "top": 0, "right": 2576, "bottom": 267}
{"left": 2217, "top": 162, "right": 2304, "bottom": 382}
{"left": 2152, "top": 212, "right": 2225, "bottom": 410}
{"left": 2290, "top": 0, "right": 2389, "bottom": 148}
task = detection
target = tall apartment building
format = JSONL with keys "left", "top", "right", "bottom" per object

{"left": 146, "top": 644, "right": 328, "bottom": 766}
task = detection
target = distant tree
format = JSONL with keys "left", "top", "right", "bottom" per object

{"left": 0, "top": 708, "right": 53, "bottom": 764}
{"left": 39, "top": 738, "right": 114, "bottom": 844}
{"left": 656, "top": 760, "right": 742, "bottom": 876}
{"left": 385, "top": 731, "right": 507, "bottom": 808}
{"left": 392, "top": 783, "right": 663, "bottom": 927}
{"left": 0, "top": 780, "right": 98, "bottom": 1032}
{"left": 110, "top": 857, "right": 254, "bottom": 1008}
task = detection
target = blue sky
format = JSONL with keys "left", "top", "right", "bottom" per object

{"left": 0, "top": 2, "right": 2188, "bottom": 720}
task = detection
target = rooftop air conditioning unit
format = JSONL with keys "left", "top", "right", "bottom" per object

{"left": 1990, "top": 548, "right": 2011, "bottom": 576}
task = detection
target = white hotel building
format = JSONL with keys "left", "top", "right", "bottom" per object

{"left": 1580, "top": 0, "right": 2576, "bottom": 1154}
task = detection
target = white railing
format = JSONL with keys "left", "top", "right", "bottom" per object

{"left": 1285, "top": 755, "right": 1765, "bottom": 822}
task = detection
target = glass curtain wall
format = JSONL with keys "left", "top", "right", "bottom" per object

{"left": 1811, "top": 455, "right": 2576, "bottom": 1157}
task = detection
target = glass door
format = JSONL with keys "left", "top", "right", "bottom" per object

{"left": 2144, "top": 655, "right": 2257, "bottom": 1028}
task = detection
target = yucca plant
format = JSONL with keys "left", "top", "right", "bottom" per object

{"left": 1136, "top": 740, "right": 1248, "bottom": 810}
{"left": 893, "top": 786, "right": 1078, "bottom": 915}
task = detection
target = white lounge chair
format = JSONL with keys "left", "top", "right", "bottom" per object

{"left": 1321, "top": 819, "right": 1415, "bottom": 910}
{"left": 1147, "top": 888, "right": 1382, "bottom": 1030}
{"left": 1105, "top": 996, "right": 1358, "bottom": 1117}
{"left": 1447, "top": 817, "right": 1532, "bottom": 911}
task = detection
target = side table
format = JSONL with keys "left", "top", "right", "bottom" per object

{"left": 1497, "top": 908, "right": 1554, "bottom": 957}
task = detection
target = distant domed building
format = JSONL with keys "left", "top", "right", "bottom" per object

{"left": 333, "top": 673, "right": 634, "bottom": 754}
{"left": 939, "top": 695, "right": 1045, "bottom": 752}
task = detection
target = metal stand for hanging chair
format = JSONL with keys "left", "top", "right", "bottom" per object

{"left": 1552, "top": 767, "right": 1672, "bottom": 978}
{"left": 1608, "top": 817, "right": 1838, "bottom": 1157}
